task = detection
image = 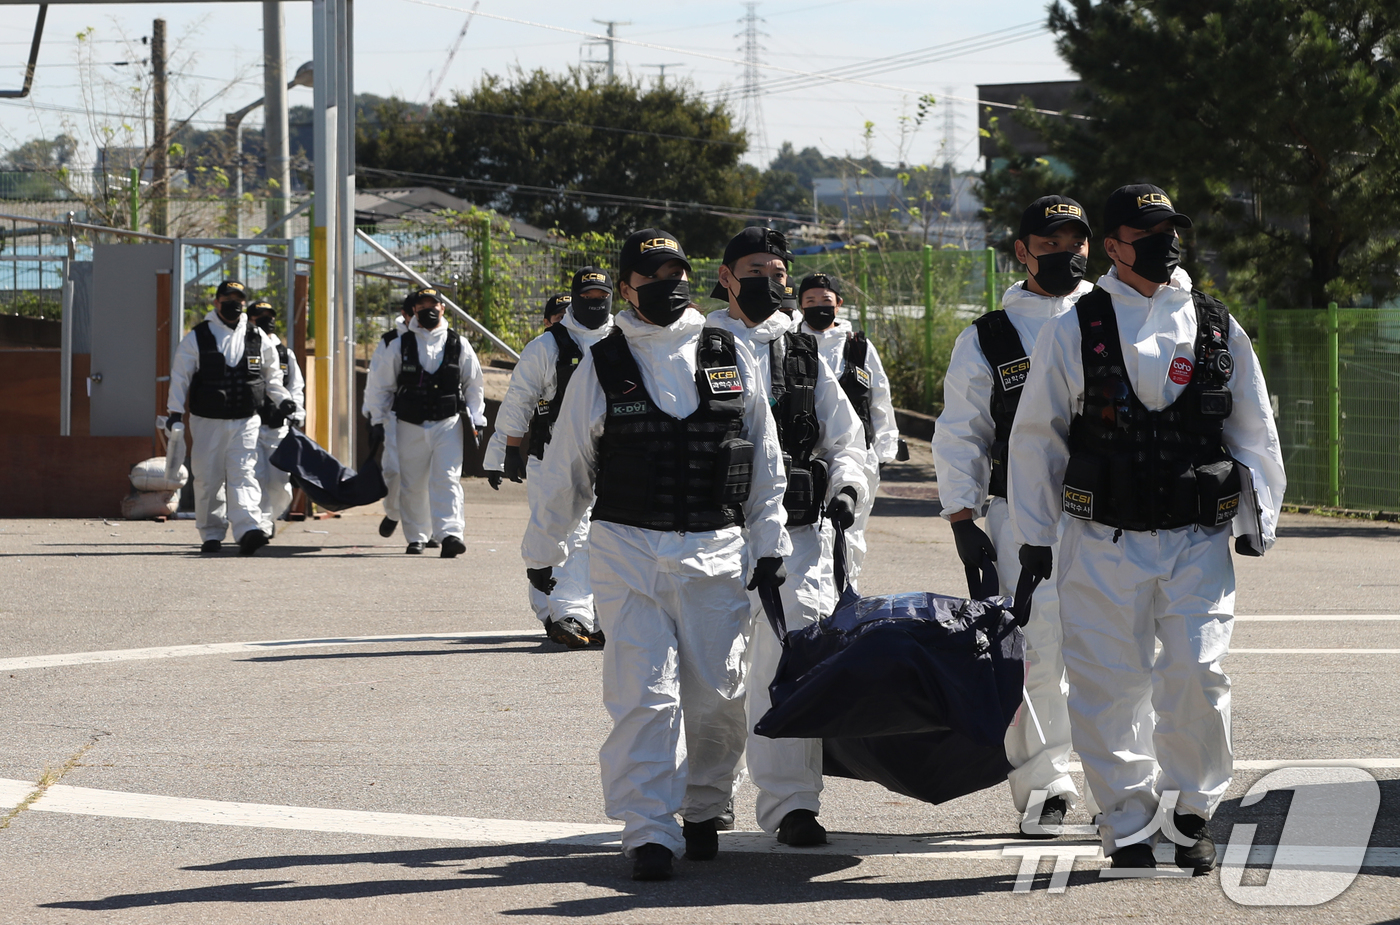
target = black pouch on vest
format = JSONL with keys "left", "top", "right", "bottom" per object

{"left": 597, "top": 453, "right": 654, "bottom": 515}
{"left": 784, "top": 465, "right": 815, "bottom": 525}
{"left": 1061, "top": 453, "right": 1103, "bottom": 521}
{"left": 1200, "top": 387, "right": 1233, "bottom": 419}
{"left": 1165, "top": 458, "right": 1200, "bottom": 525}
{"left": 1195, "top": 458, "right": 1243, "bottom": 527}
{"left": 714, "top": 437, "right": 754, "bottom": 505}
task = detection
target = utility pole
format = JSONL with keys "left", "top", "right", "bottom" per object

{"left": 641, "top": 63, "right": 683, "bottom": 84}
{"left": 737, "top": 3, "right": 768, "bottom": 159}
{"left": 589, "top": 20, "right": 630, "bottom": 81}
{"left": 150, "top": 18, "right": 167, "bottom": 236}
{"left": 263, "top": 1, "right": 290, "bottom": 232}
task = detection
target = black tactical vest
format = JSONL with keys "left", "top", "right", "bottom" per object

{"left": 392, "top": 329, "right": 465, "bottom": 425}
{"left": 528, "top": 324, "right": 584, "bottom": 460}
{"left": 258, "top": 343, "right": 295, "bottom": 428}
{"left": 838, "top": 332, "right": 874, "bottom": 448}
{"left": 591, "top": 327, "right": 753, "bottom": 533}
{"left": 1063, "top": 287, "right": 1242, "bottom": 532}
{"left": 188, "top": 321, "right": 265, "bottom": 420}
{"left": 972, "top": 310, "right": 1031, "bottom": 499}
{"left": 380, "top": 327, "right": 399, "bottom": 347}
{"left": 770, "top": 331, "right": 826, "bottom": 526}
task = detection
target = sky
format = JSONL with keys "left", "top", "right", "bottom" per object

{"left": 0, "top": 0, "right": 1077, "bottom": 175}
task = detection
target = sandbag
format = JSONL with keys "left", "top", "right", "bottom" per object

{"left": 121, "top": 489, "right": 178, "bottom": 520}
{"left": 129, "top": 456, "right": 187, "bottom": 492}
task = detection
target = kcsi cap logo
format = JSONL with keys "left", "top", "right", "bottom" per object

{"left": 582, "top": 272, "right": 607, "bottom": 283}
{"left": 1136, "top": 192, "right": 1173, "bottom": 210}
{"left": 1044, "top": 203, "right": 1083, "bottom": 218}
{"left": 639, "top": 237, "right": 679, "bottom": 253}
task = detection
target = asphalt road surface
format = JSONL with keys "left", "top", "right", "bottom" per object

{"left": 2, "top": 445, "right": 1398, "bottom": 924}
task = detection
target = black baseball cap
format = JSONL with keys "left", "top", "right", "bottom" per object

{"left": 404, "top": 287, "right": 444, "bottom": 310}
{"left": 710, "top": 226, "right": 792, "bottom": 299}
{"left": 215, "top": 280, "right": 247, "bottom": 299}
{"left": 798, "top": 272, "right": 842, "bottom": 299}
{"left": 780, "top": 283, "right": 797, "bottom": 312}
{"left": 571, "top": 266, "right": 613, "bottom": 298}
{"left": 1017, "top": 195, "right": 1092, "bottom": 239}
{"left": 543, "top": 293, "right": 571, "bottom": 318}
{"left": 618, "top": 229, "right": 691, "bottom": 282}
{"left": 247, "top": 299, "right": 275, "bottom": 315}
{"left": 1102, "top": 184, "right": 1193, "bottom": 234}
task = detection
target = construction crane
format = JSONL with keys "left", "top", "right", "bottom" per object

{"left": 426, "top": 1, "right": 480, "bottom": 106}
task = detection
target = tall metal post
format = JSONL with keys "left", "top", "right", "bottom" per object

{"left": 984, "top": 246, "right": 997, "bottom": 313}
{"left": 59, "top": 212, "right": 76, "bottom": 436}
{"left": 1327, "top": 301, "right": 1341, "bottom": 507}
{"left": 311, "top": 0, "right": 338, "bottom": 453}
{"left": 922, "top": 244, "right": 934, "bottom": 410}
{"left": 480, "top": 213, "right": 492, "bottom": 327}
{"left": 150, "top": 19, "right": 168, "bottom": 236}
{"left": 857, "top": 246, "right": 868, "bottom": 332}
{"left": 262, "top": 1, "right": 290, "bottom": 232}
{"left": 336, "top": 0, "right": 356, "bottom": 456}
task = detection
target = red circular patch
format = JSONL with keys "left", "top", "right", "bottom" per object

{"left": 1169, "top": 356, "right": 1194, "bottom": 384}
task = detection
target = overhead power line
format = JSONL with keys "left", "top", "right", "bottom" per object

{"left": 438, "top": 106, "right": 744, "bottom": 146}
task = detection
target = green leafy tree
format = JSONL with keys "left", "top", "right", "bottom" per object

{"left": 358, "top": 68, "right": 750, "bottom": 257}
{"left": 999, "top": 0, "right": 1400, "bottom": 308}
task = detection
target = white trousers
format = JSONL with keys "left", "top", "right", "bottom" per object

{"left": 1058, "top": 517, "right": 1235, "bottom": 854}
{"left": 254, "top": 424, "right": 293, "bottom": 524}
{"left": 985, "top": 497, "right": 1081, "bottom": 814}
{"left": 395, "top": 415, "right": 464, "bottom": 544}
{"left": 189, "top": 413, "right": 266, "bottom": 543}
{"left": 380, "top": 412, "right": 401, "bottom": 522}
{"left": 745, "top": 519, "right": 828, "bottom": 833}
{"left": 845, "top": 450, "right": 880, "bottom": 587}
{"left": 592, "top": 522, "right": 750, "bottom": 856}
{"left": 524, "top": 455, "right": 596, "bottom": 631}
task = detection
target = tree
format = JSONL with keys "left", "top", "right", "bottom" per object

{"left": 358, "top": 68, "right": 750, "bottom": 257}
{"left": 0, "top": 134, "right": 78, "bottom": 170}
{"left": 996, "top": 0, "right": 1400, "bottom": 308}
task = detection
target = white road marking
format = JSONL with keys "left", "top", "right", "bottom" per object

{"left": 1232, "top": 649, "right": 1400, "bottom": 655}
{"left": 0, "top": 630, "right": 541, "bottom": 672}
{"left": 3, "top": 778, "right": 1399, "bottom": 866}
{"left": 1064, "top": 758, "right": 1400, "bottom": 772}
{"left": 1235, "top": 614, "right": 1400, "bottom": 621}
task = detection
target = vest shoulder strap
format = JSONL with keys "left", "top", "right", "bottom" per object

{"left": 400, "top": 330, "right": 418, "bottom": 368}
{"left": 193, "top": 320, "right": 216, "bottom": 356}
{"left": 971, "top": 310, "right": 1030, "bottom": 390}
{"left": 696, "top": 327, "right": 743, "bottom": 400}
{"left": 549, "top": 322, "right": 583, "bottom": 362}
{"left": 843, "top": 330, "right": 868, "bottom": 368}
{"left": 1191, "top": 289, "right": 1231, "bottom": 352}
{"left": 591, "top": 329, "right": 645, "bottom": 402}
{"left": 381, "top": 329, "right": 399, "bottom": 346}
{"left": 1073, "top": 287, "right": 1124, "bottom": 366}
{"left": 275, "top": 343, "right": 289, "bottom": 366}
{"left": 443, "top": 328, "right": 462, "bottom": 366}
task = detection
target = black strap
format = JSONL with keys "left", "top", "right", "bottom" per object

{"left": 1012, "top": 568, "right": 1042, "bottom": 628}
{"left": 843, "top": 330, "right": 868, "bottom": 369}
{"left": 592, "top": 328, "right": 644, "bottom": 400}
{"left": 381, "top": 328, "right": 398, "bottom": 346}
{"left": 758, "top": 576, "right": 787, "bottom": 647}
{"left": 972, "top": 310, "right": 1030, "bottom": 399}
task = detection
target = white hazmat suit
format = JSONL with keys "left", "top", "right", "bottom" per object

{"left": 168, "top": 310, "right": 292, "bottom": 544}
{"left": 252, "top": 332, "right": 306, "bottom": 525}
{"left": 933, "top": 279, "right": 1092, "bottom": 820}
{"left": 363, "top": 317, "right": 486, "bottom": 544}
{"left": 1008, "top": 267, "right": 1286, "bottom": 854}
{"left": 522, "top": 306, "right": 791, "bottom": 857}
{"left": 801, "top": 317, "right": 899, "bottom": 583}
{"left": 484, "top": 309, "right": 614, "bottom": 633}
{"left": 364, "top": 319, "right": 408, "bottom": 524}
{"left": 706, "top": 308, "right": 868, "bottom": 833}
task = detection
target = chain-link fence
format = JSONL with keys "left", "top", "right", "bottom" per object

{"left": 1264, "top": 305, "right": 1400, "bottom": 511}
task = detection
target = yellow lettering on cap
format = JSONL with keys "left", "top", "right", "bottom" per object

{"left": 639, "top": 237, "right": 679, "bottom": 252}
{"left": 1044, "top": 203, "right": 1082, "bottom": 218}
{"left": 583, "top": 273, "right": 606, "bottom": 282}
{"left": 226, "top": 282, "right": 244, "bottom": 291}
{"left": 1136, "top": 192, "right": 1172, "bottom": 209}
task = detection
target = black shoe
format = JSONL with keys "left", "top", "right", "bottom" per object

{"left": 199, "top": 540, "right": 222, "bottom": 554}
{"left": 683, "top": 818, "right": 719, "bottom": 860}
{"left": 439, "top": 535, "right": 466, "bottom": 558}
{"left": 776, "top": 809, "right": 827, "bottom": 847}
{"left": 714, "top": 800, "right": 735, "bottom": 831}
{"left": 1110, "top": 842, "right": 1157, "bottom": 870}
{"left": 1020, "top": 795, "right": 1069, "bottom": 839}
{"left": 1173, "top": 812, "right": 1217, "bottom": 873}
{"left": 378, "top": 517, "right": 398, "bottom": 538}
{"left": 237, "top": 529, "right": 269, "bottom": 556}
{"left": 425, "top": 538, "right": 439, "bottom": 549}
{"left": 587, "top": 628, "right": 606, "bottom": 648}
{"left": 631, "top": 843, "right": 673, "bottom": 881}
{"left": 545, "top": 617, "right": 590, "bottom": 650}
{"left": 405, "top": 541, "right": 425, "bottom": 555}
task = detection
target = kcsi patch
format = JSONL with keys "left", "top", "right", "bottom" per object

{"left": 852, "top": 366, "right": 872, "bottom": 389}
{"left": 706, "top": 366, "right": 744, "bottom": 394}
{"left": 1215, "top": 492, "right": 1241, "bottom": 525}
{"left": 997, "top": 356, "right": 1031, "bottom": 391}
{"left": 1062, "top": 485, "right": 1094, "bottom": 520}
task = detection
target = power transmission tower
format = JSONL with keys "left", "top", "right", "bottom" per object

{"left": 641, "top": 63, "right": 684, "bottom": 85}
{"left": 736, "top": 2, "right": 768, "bottom": 158}
{"left": 587, "top": 19, "right": 630, "bottom": 81}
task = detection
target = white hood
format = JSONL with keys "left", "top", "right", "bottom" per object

{"left": 202, "top": 308, "right": 248, "bottom": 367}
{"left": 1095, "top": 265, "right": 1195, "bottom": 411}
{"left": 1000, "top": 278, "right": 1093, "bottom": 351}
{"left": 705, "top": 309, "right": 791, "bottom": 389}
{"left": 614, "top": 306, "right": 708, "bottom": 419}
{"left": 406, "top": 316, "right": 450, "bottom": 373}
{"left": 561, "top": 304, "right": 615, "bottom": 349}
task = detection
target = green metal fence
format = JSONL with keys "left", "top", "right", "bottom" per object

{"left": 1263, "top": 303, "right": 1400, "bottom": 511}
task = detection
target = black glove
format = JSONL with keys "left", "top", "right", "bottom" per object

{"left": 1235, "top": 535, "right": 1264, "bottom": 557}
{"left": 486, "top": 471, "right": 502, "bottom": 490}
{"left": 369, "top": 422, "right": 385, "bottom": 444}
{"left": 896, "top": 438, "right": 910, "bottom": 462}
{"left": 278, "top": 399, "right": 298, "bottom": 417}
{"left": 1019, "top": 544, "right": 1053, "bottom": 582}
{"left": 747, "top": 556, "right": 787, "bottom": 592}
{"left": 165, "top": 412, "right": 182, "bottom": 431}
{"left": 527, "top": 566, "right": 556, "bottom": 595}
{"left": 504, "top": 451, "right": 527, "bottom": 484}
{"left": 951, "top": 517, "right": 998, "bottom": 598}
{"left": 825, "top": 486, "right": 857, "bottom": 530}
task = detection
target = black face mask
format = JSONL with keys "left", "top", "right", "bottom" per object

{"left": 571, "top": 295, "right": 612, "bottom": 330}
{"left": 732, "top": 275, "right": 786, "bottom": 323}
{"left": 1030, "top": 250, "right": 1088, "bottom": 297}
{"left": 416, "top": 307, "right": 442, "bottom": 328}
{"left": 217, "top": 301, "right": 245, "bottom": 326}
{"left": 801, "top": 303, "right": 836, "bottom": 331}
{"left": 1125, "top": 232, "right": 1181, "bottom": 284}
{"left": 634, "top": 278, "right": 691, "bottom": 327}
{"left": 251, "top": 313, "right": 276, "bottom": 334}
